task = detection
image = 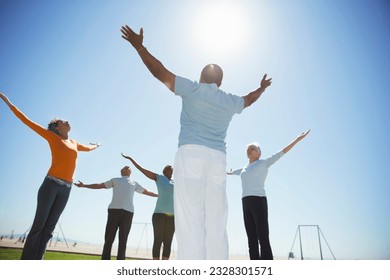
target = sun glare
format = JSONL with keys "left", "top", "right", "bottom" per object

{"left": 192, "top": 1, "right": 250, "bottom": 58}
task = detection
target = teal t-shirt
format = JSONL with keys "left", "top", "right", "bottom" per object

{"left": 154, "top": 174, "right": 174, "bottom": 215}
{"left": 174, "top": 76, "right": 244, "bottom": 153}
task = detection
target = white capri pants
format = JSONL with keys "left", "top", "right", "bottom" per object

{"left": 173, "top": 144, "right": 229, "bottom": 260}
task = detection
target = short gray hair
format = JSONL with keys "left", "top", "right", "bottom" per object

{"left": 246, "top": 142, "right": 261, "bottom": 153}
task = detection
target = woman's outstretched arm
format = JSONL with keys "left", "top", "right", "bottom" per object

{"left": 282, "top": 130, "right": 311, "bottom": 154}
{"left": 121, "top": 153, "right": 157, "bottom": 181}
{"left": 0, "top": 92, "right": 50, "bottom": 138}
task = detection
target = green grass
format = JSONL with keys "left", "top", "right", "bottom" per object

{"left": 0, "top": 247, "right": 138, "bottom": 260}
{"left": 0, "top": 247, "right": 21, "bottom": 260}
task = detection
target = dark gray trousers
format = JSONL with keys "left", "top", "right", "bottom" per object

{"left": 101, "top": 208, "right": 133, "bottom": 260}
{"left": 21, "top": 177, "right": 71, "bottom": 260}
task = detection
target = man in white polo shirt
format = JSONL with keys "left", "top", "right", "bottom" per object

{"left": 120, "top": 25, "right": 272, "bottom": 260}
{"left": 75, "top": 165, "right": 157, "bottom": 260}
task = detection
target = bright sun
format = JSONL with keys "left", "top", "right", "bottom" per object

{"left": 192, "top": 1, "right": 250, "bottom": 57}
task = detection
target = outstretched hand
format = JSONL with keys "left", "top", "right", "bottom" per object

{"left": 0, "top": 92, "right": 12, "bottom": 106}
{"left": 74, "top": 180, "right": 84, "bottom": 188}
{"left": 282, "top": 129, "right": 311, "bottom": 154}
{"left": 297, "top": 129, "right": 311, "bottom": 141}
{"left": 260, "top": 74, "right": 272, "bottom": 90}
{"left": 121, "top": 25, "right": 144, "bottom": 50}
{"left": 90, "top": 142, "right": 101, "bottom": 149}
{"left": 121, "top": 153, "right": 132, "bottom": 160}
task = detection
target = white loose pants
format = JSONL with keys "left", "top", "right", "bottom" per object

{"left": 173, "top": 144, "right": 229, "bottom": 260}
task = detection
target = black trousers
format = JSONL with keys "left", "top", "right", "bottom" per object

{"left": 152, "top": 213, "right": 175, "bottom": 259}
{"left": 242, "top": 196, "right": 273, "bottom": 260}
{"left": 21, "top": 177, "right": 71, "bottom": 260}
{"left": 101, "top": 209, "right": 133, "bottom": 260}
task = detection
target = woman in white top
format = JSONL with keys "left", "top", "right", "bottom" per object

{"left": 228, "top": 130, "right": 310, "bottom": 260}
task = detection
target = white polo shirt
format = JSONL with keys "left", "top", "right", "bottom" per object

{"left": 104, "top": 176, "right": 145, "bottom": 213}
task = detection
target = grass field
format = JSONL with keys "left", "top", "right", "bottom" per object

{"left": 0, "top": 247, "right": 136, "bottom": 260}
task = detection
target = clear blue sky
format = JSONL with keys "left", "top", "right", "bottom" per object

{"left": 0, "top": 0, "right": 389, "bottom": 260}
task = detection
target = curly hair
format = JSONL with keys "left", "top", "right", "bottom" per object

{"left": 47, "top": 118, "right": 60, "bottom": 135}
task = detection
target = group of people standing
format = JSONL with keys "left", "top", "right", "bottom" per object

{"left": 0, "top": 91, "right": 176, "bottom": 260}
{"left": 0, "top": 23, "right": 310, "bottom": 261}
{"left": 74, "top": 155, "right": 174, "bottom": 260}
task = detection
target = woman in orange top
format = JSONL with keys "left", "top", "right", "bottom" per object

{"left": 0, "top": 93, "right": 99, "bottom": 259}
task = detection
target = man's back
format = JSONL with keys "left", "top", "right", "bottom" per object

{"left": 174, "top": 76, "right": 244, "bottom": 153}
{"left": 105, "top": 177, "right": 144, "bottom": 213}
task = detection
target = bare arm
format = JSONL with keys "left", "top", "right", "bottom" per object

{"left": 0, "top": 93, "right": 12, "bottom": 107}
{"left": 243, "top": 74, "right": 272, "bottom": 108}
{"left": 74, "top": 181, "right": 106, "bottom": 189}
{"left": 121, "top": 25, "right": 176, "bottom": 92}
{"left": 282, "top": 130, "right": 311, "bottom": 154}
{"left": 142, "top": 189, "right": 158, "bottom": 197}
{"left": 121, "top": 153, "right": 157, "bottom": 181}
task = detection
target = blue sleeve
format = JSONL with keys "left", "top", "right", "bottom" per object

{"left": 265, "top": 151, "right": 285, "bottom": 168}
{"left": 155, "top": 174, "right": 163, "bottom": 187}
{"left": 134, "top": 181, "right": 146, "bottom": 194}
{"left": 174, "top": 76, "right": 199, "bottom": 97}
{"left": 104, "top": 179, "right": 114, "bottom": 189}
{"left": 231, "top": 168, "right": 243, "bottom": 175}
{"left": 225, "top": 93, "right": 244, "bottom": 115}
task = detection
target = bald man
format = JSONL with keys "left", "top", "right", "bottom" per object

{"left": 121, "top": 25, "right": 272, "bottom": 260}
{"left": 75, "top": 166, "right": 157, "bottom": 260}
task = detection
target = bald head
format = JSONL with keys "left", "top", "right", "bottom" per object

{"left": 199, "top": 64, "right": 223, "bottom": 87}
{"left": 121, "top": 166, "right": 131, "bottom": 176}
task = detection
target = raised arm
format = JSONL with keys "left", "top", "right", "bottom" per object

{"left": 121, "top": 153, "right": 157, "bottom": 181}
{"left": 0, "top": 92, "right": 12, "bottom": 107}
{"left": 243, "top": 74, "right": 272, "bottom": 108}
{"left": 0, "top": 92, "right": 50, "bottom": 137}
{"left": 282, "top": 130, "right": 311, "bottom": 154}
{"left": 74, "top": 180, "right": 106, "bottom": 189}
{"left": 120, "top": 25, "right": 176, "bottom": 92}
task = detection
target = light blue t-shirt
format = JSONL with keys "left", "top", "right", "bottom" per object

{"left": 231, "top": 151, "right": 285, "bottom": 198}
{"left": 174, "top": 76, "right": 244, "bottom": 153}
{"left": 154, "top": 174, "right": 174, "bottom": 215}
